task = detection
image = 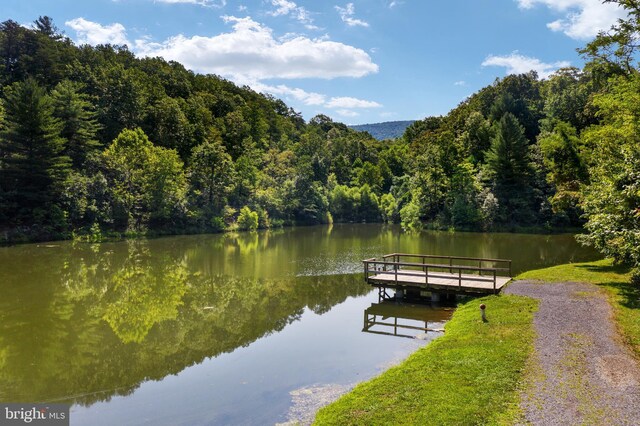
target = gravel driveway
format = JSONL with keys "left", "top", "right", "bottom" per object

{"left": 506, "top": 281, "right": 640, "bottom": 425}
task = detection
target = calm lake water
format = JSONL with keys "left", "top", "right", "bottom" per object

{"left": 0, "top": 224, "right": 599, "bottom": 425}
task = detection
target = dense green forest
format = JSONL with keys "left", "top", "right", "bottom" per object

{"left": 0, "top": 4, "right": 638, "bottom": 278}
{"left": 349, "top": 120, "right": 415, "bottom": 140}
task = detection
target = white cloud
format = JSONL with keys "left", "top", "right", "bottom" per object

{"left": 516, "top": 0, "right": 626, "bottom": 39}
{"left": 335, "top": 3, "right": 369, "bottom": 27}
{"left": 253, "top": 82, "right": 327, "bottom": 106}
{"left": 269, "top": 0, "right": 297, "bottom": 16}
{"left": 135, "top": 16, "right": 378, "bottom": 79}
{"left": 268, "top": 0, "right": 318, "bottom": 29}
{"left": 325, "top": 96, "right": 381, "bottom": 108}
{"left": 65, "top": 18, "right": 129, "bottom": 46}
{"left": 336, "top": 109, "right": 359, "bottom": 117}
{"left": 454, "top": 80, "right": 466, "bottom": 86}
{"left": 389, "top": 1, "right": 403, "bottom": 8}
{"left": 65, "top": 16, "right": 380, "bottom": 118}
{"left": 251, "top": 83, "right": 381, "bottom": 112}
{"left": 482, "top": 52, "right": 570, "bottom": 78}
{"left": 155, "top": 0, "right": 226, "bottom": 6}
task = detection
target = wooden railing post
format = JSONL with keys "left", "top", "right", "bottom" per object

{"left": 425, "top": 265, "right": 429, "bottom": 286}
{"left": 395, "top": 263, "right": 398, "bottom": 286}
{"left": 493, "top": 269, "right": 497, "bottom": 293}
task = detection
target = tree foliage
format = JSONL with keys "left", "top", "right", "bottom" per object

{"left": 1, "top": 11, "right": 638, "bottom": 276}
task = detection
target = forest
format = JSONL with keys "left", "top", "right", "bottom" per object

{"left": 0, "top": 5, "right": 638, "bottom": 278}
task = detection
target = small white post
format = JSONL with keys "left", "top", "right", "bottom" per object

{"left": 480, "top": 303, "right": 487, "bottom": 322}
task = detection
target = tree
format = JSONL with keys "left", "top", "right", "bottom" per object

{"left": 236, "top": 206, "right": 259, "bottom": 231}
{"left": 33, "top": 16, "right": 62, "bottom": 39}
{"left": 538, "top": 121, "right": 588, "bottom": 223}
{"left": 0, "top": 78, "right": 69, "bottom": 223}
{"left": 579, "top": 0, "right": 640, "bottom": 74}
{"left": 380, "top": 193, "right": 398, "bottom": 223}
{"left": 579, "top": 74, "right": 640, "bottom": 279}
{"left": 484, "top": 112, "right": 535, "bottom": 223}
{"left": 51, "top": 80, "right": 101, "bottom": 168}
{"left": 188, "top": 132, "right": 234, "bottom": 217}
{"left": 101, "top": 128, "right": 187, "bottom": 230}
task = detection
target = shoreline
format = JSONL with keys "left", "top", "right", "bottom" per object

{"left": 313, "top": 259, "right": 638, "bottom": 425}
{"left": 0, "top": 221, "right": 586, "bottom": 247}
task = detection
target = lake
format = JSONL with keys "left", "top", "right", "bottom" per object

{"left": 0, "top": 224, "right": 599, "bottom": 425}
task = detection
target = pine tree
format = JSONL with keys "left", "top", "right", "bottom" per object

{"left": 484, "top": 112, "right": 535, "bottom": 223}
{"left": 0, "top": 78, "right": 69, "bottom": 221}
{"left": 51, "top": 80, "right": 101, "bottom": 168}
{"left": 485, "top": 112, "right": 531, "bottom": 186}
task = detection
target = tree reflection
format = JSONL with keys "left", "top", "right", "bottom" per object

{"left": 0, "top": 238, "right": 370, "bottom": 405}
{"left": 103, "top": 257, "right": 188, "bottom": 344}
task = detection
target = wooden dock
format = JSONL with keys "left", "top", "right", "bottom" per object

{"left": 363, "top": 253, "right": 512, "bottom": 295}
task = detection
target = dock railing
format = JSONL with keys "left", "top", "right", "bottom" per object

{"left": 363, "top": 253, "right": 512, "bottom": 293}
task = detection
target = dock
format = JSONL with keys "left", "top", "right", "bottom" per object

{"left": 363, "top": 253, "right": 512, "bottom": 296}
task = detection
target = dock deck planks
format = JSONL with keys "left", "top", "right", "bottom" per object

{"left": 367, "top": 269, "right": 511, "bottom": 294}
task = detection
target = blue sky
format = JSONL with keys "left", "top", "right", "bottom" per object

{"left": 1, "top": 0, "right": 627, "bottom": 124}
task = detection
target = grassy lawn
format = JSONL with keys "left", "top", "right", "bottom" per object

{"left": 517, "top": 259, "right": 640, "bottom": 357}
{"left": 314, "top": 295, "right": 538, "bottom": 426}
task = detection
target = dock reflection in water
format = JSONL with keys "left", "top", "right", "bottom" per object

{"left": 362, "top": 298, "right": 454, "bottom": 339}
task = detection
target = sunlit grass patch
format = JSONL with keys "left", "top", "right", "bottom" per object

{"left": 314, "top": 295, "right": 538, "bottom": 425}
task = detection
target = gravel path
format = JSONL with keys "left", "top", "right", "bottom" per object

{"left": 506, "top": 281, "right": 640, "bottom": 425}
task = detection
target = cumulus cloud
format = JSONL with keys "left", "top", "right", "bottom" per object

{"left": 251, "top": 82, "right": 381, "bottom": 112}
{"left": 65, "top": 18, "right": 129, "bottom": 46}
{"left": 336, "top": 109, "right": 359, "bottom": 117}
{"left": 269, "top": 0, "right": 297, "bottom": 16}
{"left": 268, "top": 0, "right": 318, "bottom": 29}
{"left": 252, "top": 82, "right": 327, "bottom": 106}
{"left": 516, "top": 0, "right": 626, "bottom": 39}
{"left": 335, "top": 3, "right": 369, "bottom": 27}
{"left": 482, "top": 52, "right": 570, "bottom": 78}
{"left": 65, "top": 16, "right": 381, "bottom": 117}
{"left": 325, "top": 96, "right": 381, "bottom": 108}
{"left": 134, "top": 16, "right": 378, "bottom": 79}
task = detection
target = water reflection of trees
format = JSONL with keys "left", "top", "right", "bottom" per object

{"left": 0, "top": 240, "right": 370, "bottom": 405}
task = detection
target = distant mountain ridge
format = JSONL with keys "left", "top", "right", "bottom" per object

{"left": 349, "top": 120, "right": 415, "bottom": 140}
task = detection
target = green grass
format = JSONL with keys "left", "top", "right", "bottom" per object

{"left": 517, "top": 259, "right": 640, "bottom": 357}
{"left": 314, "top": 295, "right": 538, "bottom": 426}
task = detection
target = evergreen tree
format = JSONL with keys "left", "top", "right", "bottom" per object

{"left": 51, "top": 80, "right": 101, "bottom": 168}
{"left": 485, "top": 113, "right": 531, "bottom": 186}
{"left": 484, "top": 112, "right": 535, "bottom": 223}
{"left": 0, "top": 78, "right": 69, "bottom": 222}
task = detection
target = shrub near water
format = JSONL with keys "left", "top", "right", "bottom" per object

{"left": 237, "top": 206, "right": 259, "bottom": 231}
{"left": 314, "top": 295, "right": 538, "bottom": 425}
